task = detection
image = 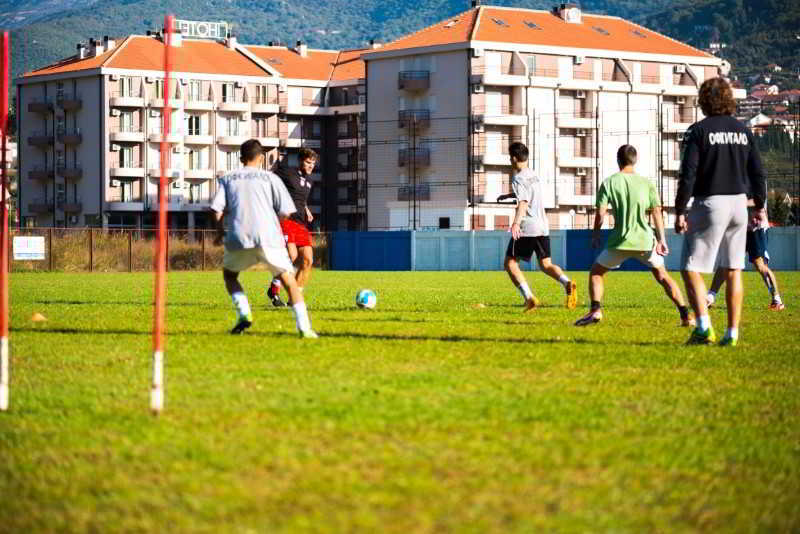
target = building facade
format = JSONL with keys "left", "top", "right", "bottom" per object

{"left": 363, "top": 4, "right": 743, "bottom": 230}
{"left": 17, "top": 26, "right": 366, "bottom": 230}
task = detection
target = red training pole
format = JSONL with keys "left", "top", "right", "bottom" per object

{"left": 0, "top": 32, "right": 9, "bottom": 411}
{"left": 151, "top": 16, "right": 173, "bottom": 414}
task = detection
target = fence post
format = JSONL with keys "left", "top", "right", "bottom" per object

{"left": 89, "top": 229, "right": 93, "bottom": 272}
{"left": 48, "top": 228, "right": 53, "bottom": 271}
{"left": 128, "top": 230, "right": 133, "bottom": 272}
{"left": 201, "top": 231, "right": 206, "bottom": 271}
{"left": 166, "top": 230, "right": 169, "bottom": 272}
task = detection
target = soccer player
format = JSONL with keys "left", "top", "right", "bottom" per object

{"left": 504, "top": 142, "right": 577, "bottom": 312}
{"left": 675, "top": 77, "right": 767, "bottom": 346}
{"left": 707, "top": 200, "right": 784, "bottom": 310}
{"left": 267, "top": 148, "right": 317, "bottom": 307}
{"left": 211, "top": 139, "right": 317, "bottom": 338}
{"left": 574, "top": 145, "right": 694, "bottom": 327}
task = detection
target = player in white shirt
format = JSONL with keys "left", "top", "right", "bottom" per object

{"left": 503, "top": 142, "right": 577, "bottom": 312}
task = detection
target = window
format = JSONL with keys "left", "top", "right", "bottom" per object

{"left": 189, "top": 183, "right": 203, "bottom": 204}
{"left": 120, "top": 77, "right": 135, "bottom": 97}
{"left": 56, "top": 150, "right": 65, "bottom": 168}
{"left": 188, "top": 80, "right": 202, "bottom": 100}
{"left": 222, "top": 83, "right": 235, "bottom": 103}
{"left": 119, "top": 147, "right": 134, "bottom": 168}
{"left": 253, "top": 117, "right": 266, "bottom": 137}
{"left": 225, "top": 151, "right": 239, "bottom": 170}
{"left": 186, "top": 114, "right": 202, "bottom": 135}
{"left": 155, "top": 79, "right": 165, "bottom": 99}
{"left": 337, "top": 185, "right": 350, "bottom": 201}
{"left": 631, "top": 29, "right": 647, "bottom": 38}
{"left": 491, "top": 18, "right": 509, "bottom": 27}
{"left": 120, "top": 111, "right": 134, "bottom": 132}
{"left": 438, "top": 217, "right": 450, "bottom": 229}
{"left": 337, "top": 118, "right": 349, "bottom": 136}
{"left": 524, "top": 21, "right": 542, "bottom": 30}
{"left": 526, "top": 55, "right": 536, "bottom": 73}
{"left": 186, "top": 148, "right": 202, "bottom": 169}
{"left": 224, "top": 116, "right": 239, "bottom": 136}
{"left": 592, "top": 26, "right": 610, "bottom": 36}
{"left": 443, "top": 19, "right": 458, "bottom": 29}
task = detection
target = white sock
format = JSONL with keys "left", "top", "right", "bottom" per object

{"left": 231, "top": 292, "right": 251, "bottom": 319}
{"left": 517, "top": 282, "right": 533, "bottom": 300}
{"left": 271, "top": 279, "right": 282, "bottom": 288}
{"left": 707, "top": 291, "right": 716, "bottom": 301}
{"left": 558, "top": 274, "right": 570, "bottom": 285}
{"left": 698, "top": 314, "right": 711, "bottom": 331}
{"left": 773, "top": 294, "right": 783, "bottom": 305}
{"left": 292, "top": 302, "right": 312, "bottom": 333}
{"left": 726, "top": 327, "right": 739, "bottom": 340}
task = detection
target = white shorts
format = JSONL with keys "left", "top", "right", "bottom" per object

{"left": 681, "top": 194, "right": 747, "bottom": 273}
{"left": 596, "top": 246, "right": 664, "bottom": 270}
{"left": 223, "top": 246, "right": 295, "bottom": 275}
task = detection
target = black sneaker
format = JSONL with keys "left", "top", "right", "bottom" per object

{"left": 269, "top": 293, "right": 287, "bottom": 307}
{"left": 230, "top": 315, "right": 253, "bottom": 335}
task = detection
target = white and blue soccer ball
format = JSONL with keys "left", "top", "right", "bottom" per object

{"left": 356, "top": 289, "right": 377, "bottom": 309}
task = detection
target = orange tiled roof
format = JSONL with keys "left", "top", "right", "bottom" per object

{"left": 331, "top": 49, "right": 367, "bottom": 81}
{"left": 368, "top": 6, "right": 712, "bottom": 59}
{"left": 23, "top": 38, "right": 125, "bottom": 77}
{"left": 245, "top": 46, "right": 340, "bottom": 81}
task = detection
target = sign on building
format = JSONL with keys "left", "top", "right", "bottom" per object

{"left": 13, "top": 236, "right": 45, "bottom": 261}
{"left": 175, "top": 19, "right": 229, "bottom": 40}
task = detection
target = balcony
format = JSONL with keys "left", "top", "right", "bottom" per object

{"left": 470, "top": 65, "right": 529, "bottom": 86}
{"left": 28, "top": 201, "right": 53, "bottom": 214}
{"left": 57, "top": 93, "right": 82, "bottom": 111}
{"left": 398, "top": 71, "right": 430, "bottom": 91}
{"left": 110, "top": 164, "right": 145, "bottom": 179}
{"left": 110, "top": 92, "right": 145, "bottom": 108}
{"left": 28, "top": 167, "right": 53, "bottom": 181}
{"left": 149, "top": 97, "right": 183, "bottom": 109}
{"left": 62, "top": 201, "right": 83, "bottom": 213}
{"left": 57, "top": 166, "right": 83, "bottom": 180}
{"left": 556, "top": 112, "right": 598, "bottom": 130}
{"left": 148, "top": 168, "right": 181, "bottom": 180}
{"left": 301, "top": 98, "right": 323, "bottom": 107}
{"left": 397, "top": 183, "right": 431, "bottom": 201}
{"left": 663, "top": 157, "right": 681, "bottom": 172}
{"left": 257, "top": 133, "right": 280, "bottom": 147}
{"left": 184, "top": 131, "right": 214, "bottom": 145}
{"left": 110, "top": 126, "right": 145, "bottom": 143}
{"left": 280, "top": 138, "right": 302, "bottom": 148}
{"left": 472, "top": 105, "right": 527, "bottom": 126}
{"left": 184, "top": 168, "right": 214, "bottom": 180}
{"left": 663, "top": 108, "right": 696, "bottom": 133}
{"left": 398, "top": 109, "right": 430, "bottom": 129}
{"left": 398, "top": 147, "right": 431, "bottom": 167}
{"left": 28, "top": 132, "right": 54, "bottom": 147}
{"left": 218, "top": 134, "right": 249, "bottom": 146}
{"left": 572, "top": 69, "right": 595, "bottom": 81}
{"left": 184, "top": 98, "right": 214, "bottom": 111}
{"left": 148, "top": 128, "right": 183, "bottom": 144}
{"left": 28, "top": 100, "right": 53, "bottom": 113}
{"left": 557, "top": 151, "right": 596, "bottom": 168}
{"left": 640, "top": 74, "right": 662, "bottom": 85}
{"left": 251, "top": 97, "right": 280, "bottom": 114}
{"left": 57, "top": 128, "right": 82, "bottom": 145}
{"left": 218, "top": 98, "right": 249, "bottom": 113}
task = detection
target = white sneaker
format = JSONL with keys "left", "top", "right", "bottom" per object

{"left": 706, "top": 294, "right": 716, "bottom": 309}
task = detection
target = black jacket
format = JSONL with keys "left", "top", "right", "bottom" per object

{"left": 274, "top": 161, "right": 312, "bottom": 225}
{"left": 675, "top": 115, "right": 766, "bottom": 215}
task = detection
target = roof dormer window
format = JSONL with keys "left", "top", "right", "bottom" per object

{"left": 443, "top": 19, "right": 459, "bottom": 28}
{"left": 631, "top": 29, "right": 647, "bottom": 38}
{"left": 524, "top": 21, "right": 542, "bottom": 30}
{"left": 491, "top": 18, "right": 509, "bottom": 27}
{"left": 592, "top": 26, "right": 610, "bottom": 36}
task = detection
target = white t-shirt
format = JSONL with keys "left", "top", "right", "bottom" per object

{"left": 511, "top": 168, "right": 549, "bottom": 237}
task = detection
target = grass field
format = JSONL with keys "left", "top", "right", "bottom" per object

{"left": 1, "top": 270, "right": 798, "bottom": 532}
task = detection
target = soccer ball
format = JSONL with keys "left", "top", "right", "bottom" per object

{"left": 356, "top": 289, "right": 377, "bottom": 309}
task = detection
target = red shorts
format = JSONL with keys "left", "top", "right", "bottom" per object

{"left": 280, "top": 219, "right": 312, "bottom": 248}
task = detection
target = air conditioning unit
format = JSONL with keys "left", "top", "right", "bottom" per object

{"left": 150, "top": 109, "right": 160, "bottom": 117}
{"left": 574, "top": 56, "right": 585, "bottom": 65}
{"left": 576, "top": 206, "right": 587, "bottom": 214}
{"left": 674, "top": 65, "right": 686, "bottom": 74}
{"left": 677, "top": 133, "right": 685, "bottom": 142}
{"left": 278, "top": 114, "right": 288, "bottom": 122}
{"left": 576, "top": 129, "right": 587, "bottom": 137}
{"left": 110, "top": 144, "right": 121, "bottom": 151}
{"left": 110, "top": 109, "right": 121, "bottom": 117}
{"left": 473, "top": 119, "right": 484, "bottom": 133}
{"left": 110, "top": 179, "right": 121, "bottom": 187}
{"left": 676, "top": 97, "right": 686, "bottom": 105}
{"left": 69, "top": 215, "right": 78, "bottom": 224}
{"left": 110, "top": 74, "right": 119, "bottom": 81}
{"left": 172, "top": 146, "right": 182, "bottom": 154}
{"left": 180, "top": 78, "right": 187, "bottom": 85}
{"left": 171, "top": 181, "right": 182, "bottom": 189}
{"left": 240, "top": 115, "right": 249, "bottom": 122}
{"left": 472, "top": 84, "right": 484, "bottom": 94}
{"left": 182, "top": 182, "right": 190, "bottom": 189}
{"left": 472, "top": 48, "right": 484, "bottom": 58}
{"left": 145, "top": 76, "right": 154, "bottom": 83}
{"left": 234, "top": 81, "right": 243, "bottom": 88}
{"left": 278, "top": 83, "right": 287, "bottom": 93}
{"left": 576, "top": 168, "right": 587, "bottom": 176}
{"left": 576, "top": 90, "right": 586, "bottom": 99}
{"left": 473, "top": 161, "right": 484, "bottom": 173}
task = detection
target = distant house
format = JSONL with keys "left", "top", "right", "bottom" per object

{"left": 751, "top": 84, "right": 779, "bottom": 95}
{"left": 745, "top": 112, "right": 773, "bottom": 135}
{"left": 767, "top": 63, "right": 782, "bottom": 72}
{"left": 778, "top": 89, "right": 800, "bottom": 103}
{"left": 763, "top": 94, "right": 791, "bottom": 107}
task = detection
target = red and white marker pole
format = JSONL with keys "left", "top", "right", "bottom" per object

{"left": 0, "top": 32, "right": 10, "bottom": 411}
{"left": 151, "top": 16, "right": 173, "bottom": 414}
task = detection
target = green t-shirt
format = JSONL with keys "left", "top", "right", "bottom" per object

{"left": 596, "top": 172, "right": 660, "bottom": 251}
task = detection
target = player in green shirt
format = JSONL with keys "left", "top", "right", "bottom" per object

{"left": 575, "top": 145, "right": 694, "bottom": 327}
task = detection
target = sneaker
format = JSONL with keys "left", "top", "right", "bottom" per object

{"left": 299, "top": 329, "right": 319, "bottom": 339}
{"left": 523, "top": 296, "right": 541, "bottom": 313}
{"left": 230, "top": 314, "right": 253, "bottom": 335}
{"left": 769, "top": 301, "right": 785, "bottom": 311}
{"left": 706, "top": 294, "right": 715, "bottom": 309}
{"left": 681, "top": 314, "right": 696, "bottom": 328}
{"left": 269, "top": 293, "right": 287, "bottom": 308}
{"left": 718, "top": 335, "right": 738, "bottom": 347}
{"left": 686, "top": 326, "right": 716, "bottom": 345}
{"left": 565, "top": 281, "right": 578, "bottom": 309}
{"left": 574, "top": 309, "right": 602, "bottom": 326}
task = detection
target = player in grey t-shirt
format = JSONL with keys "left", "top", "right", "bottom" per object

{"left": 502, "top": 142, "right": 576, "bottom": 312}
{"left": 211, "top": 139, "right": 317, "bottom": 337}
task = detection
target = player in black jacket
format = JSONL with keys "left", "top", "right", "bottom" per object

{"left": 675, "top": 77, "right": 767, "bottom": 346}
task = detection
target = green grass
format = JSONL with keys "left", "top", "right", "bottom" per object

{"left": 1, "top": 270, "right": 799, "bottom": 533}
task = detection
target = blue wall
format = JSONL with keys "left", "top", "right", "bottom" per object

{"left": 565, "top": 230, "right": 649, "bottom": 271}
{"left": 330, "top": 231, "right": 412, "bottom": 271}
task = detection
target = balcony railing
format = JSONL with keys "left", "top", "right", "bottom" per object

{"left": 560, "top": 111, "right": 597, "bottom": 119}
{"left": 28, "top": 131, "right": 54, "bottom": 147}
{"left": 57, "top": 166, "right": 83, "bottom": 180}
{"left": 573, "top": 70, "right": 594, "bottom": 80}
{"left": 28, "top": 100, "right": 53, "bottom": 113}
{"left": 398, "top": 109, "right": 430, "bottom": 129}
{"left": 472, "top": 105, "right": 524, "bottom": 116}
{"left": 641, "top": 74, "right": 661, "bottom": 84}
{"left": 397, "top": 183, "right": 431, "bottom": 201}
{"left": 532, "top": 68, "right": 559, "bottom": 78}
{"left": 674, "top": 109, "right": 696, "bottom": 124}
{"left": 398, "top": 147, "right": 431, "bottom": 167}
{"left": 302, "top": 98, "right": 323, "bottom": 106}
{"left": 252, "top": 95, "right": 279, "bottom": 105}
{"left": 28, "top": 200, "right": 54, "bottom": 214}
{"left": 471, "top": 65, "right": 527, "bottom": 76}
{"left": 56, "top": 93, "right": 82, "bottom": 110}
{"left": 56, "top": 127, "right": 82, "bottom": 145}
{"left": 398, "top": 70, "right": 430, "bottom": 91}
{"left": 28, "top": 167, "right": 53, "bottom": 181}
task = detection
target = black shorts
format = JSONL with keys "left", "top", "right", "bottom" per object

{"left": 506, "top": 236, "right": 551, "bottom": 262}
{"left": 746, "top": 228, "right": 769, "bottom": 264}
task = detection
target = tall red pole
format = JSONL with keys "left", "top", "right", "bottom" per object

{"left": 1, "top": 32, "right": 10, "bottom": 411}
{"left": 151, "top": 16, "right": 173, "bottom": 414}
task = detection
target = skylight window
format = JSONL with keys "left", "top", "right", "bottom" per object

{"left": 267, "top": 58, "right": 283, "bottom": 65}
{"left": 592, "top": 26, "right": 610, "bottom": 36}
{"left": 443, "top": 19, "right": 459, "bottom": 29}
{"left": 631, "top": 29, "right": 647, "bottom": 38}
{"left": 524, "top": 21, "right": 542, "bottom": 30}
{"left": 491, "top": 18, "right": 510, "bottom": 27}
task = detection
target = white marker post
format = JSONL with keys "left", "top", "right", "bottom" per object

{"left": 0, "top": 32, "right": 10, "bottom": 412}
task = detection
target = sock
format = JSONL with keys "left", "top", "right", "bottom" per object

{"left": 517, "top": 282, "right": 533, "bottom": 300}
{"left": 698, "top": 314, "right": 711, "bottom": 331}
{"left": 760, "top": 272, "right": 775, "bottom": 295}
{"left": 558, "top": 274, "right": 570, "bottom": 285}
{"left": 725, "top": 327, "right": 739, "bottom": 340}
{"left": 231, "top": 291, "right": 251, "bottom": 320}
{"left": 590, "top": 300, "right": 602, "bottom": 312}
{"left": 678, "top": 305, "right": 689, "bottom": 320}
{"left": 292, "top": 302, "right": 312, "bottom": 333}
{"left": 268, "top": 278, "right": 281, "bottom": 297}
{"left": 773, "top": 294, "right": 783, "bottom": 305}
{"left": 707, "top": 290, "right": 716, "bottom": 301}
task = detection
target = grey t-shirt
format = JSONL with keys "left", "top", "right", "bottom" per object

{"left": 512, "top": 168, "right": 549, "bottom": 237}
{"left": 210, "top": 167, "right": 296, "bottom": 250}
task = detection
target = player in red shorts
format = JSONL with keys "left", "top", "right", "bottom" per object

{"left": 267, "top": 148, "right": 317, "bottom": 306}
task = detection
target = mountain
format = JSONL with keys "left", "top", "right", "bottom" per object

{"left": 0, "top": 0, "right": 99, "bottom": 29}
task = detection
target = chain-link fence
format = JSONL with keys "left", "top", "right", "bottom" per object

{"left": 7, "top": 228, "right": 330, "bottom": 273}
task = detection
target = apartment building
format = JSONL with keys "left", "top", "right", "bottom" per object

{"left": 363, "top": 3, "right": 741, "bottom": 230}
{"left": 16, "top": 23, "right": 366, "bottom": 230}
